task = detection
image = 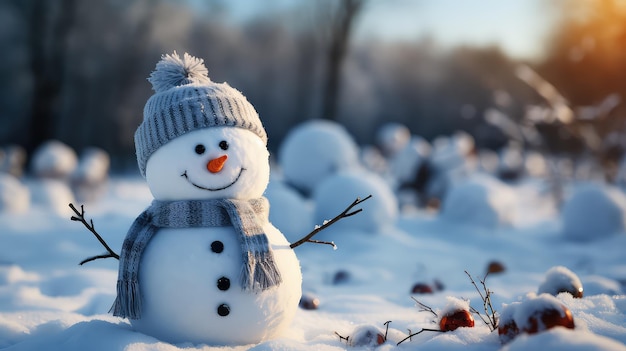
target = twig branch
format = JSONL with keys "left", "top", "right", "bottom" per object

{"left": 411, "top": 297, "right": 438, "bottom": 317}
{"left": 69, "top": 203, "right": 120, "bottom": 264}
{"left": 465, "top": 270, "right": 498, "bottom": 331}
{"left": 289, "top": 195, "right": 372, "bottom": 249}
{"left": 383, "top": 321, "right": 391, "bottom": 341}
{"left": 396, "top": 328, "right": 443, "bottom": 346}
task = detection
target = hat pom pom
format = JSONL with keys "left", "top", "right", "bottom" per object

{"left": 148, "top": 51, "right": 211, "bottom": 93}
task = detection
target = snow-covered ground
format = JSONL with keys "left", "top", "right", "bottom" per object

{"left": 1, "top": 173, "right": 625, "bottom": 351}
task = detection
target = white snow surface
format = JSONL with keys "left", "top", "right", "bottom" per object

{"left": 0, "top": 173, "right": 625, "bottom": 350}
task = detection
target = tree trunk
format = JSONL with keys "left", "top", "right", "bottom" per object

{"left": 27, "top": 0, "right": 76, "bottom": 153}
{"left": 320, "top": 0, "right": 364, "bottom": 121}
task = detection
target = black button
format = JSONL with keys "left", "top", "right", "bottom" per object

{"left": 217, "top": 277, "right": 230, "bottom": 291}
{"left": 210, "top": 241, "right": 224, "bottom": 253}
{"left": 217, "top": 303, "right": 230, "bottom": 316}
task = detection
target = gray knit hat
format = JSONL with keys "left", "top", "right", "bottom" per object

{"left": 134, "top": 52, "right": 267, "bottom": 177}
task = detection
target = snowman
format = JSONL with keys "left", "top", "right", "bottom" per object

{"left": 110, "top": 52, "right": 302, "bottom": 345}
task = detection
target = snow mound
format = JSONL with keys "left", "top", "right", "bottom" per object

{"left": 71, "top": 148, "right": 110, "bottom": 202}
{"left": 561, "top": 182, "right": 626, "bottom": 241}
{"left": 538, "top": 266, "right": 583, "bottom": 298}
{"left": 313, "top": 170, "right": 397, "bottom": 234}
{"left": 71, "top": 148, "right": 110, "bottom": 185}
{"left": 439, "top": 175, "right": 516, "bottom": 228}
{"left": 502, "top": 328, "right": 626, "bottom": 351}
{"left": 31, "top": 140, "right": 78, "bottom": 179}
{"left": 0, "top": 173, "right": 30, "bottom": 214}
{"left": 278, "top": 120, "right": 360, "bottom": 196}
{"left": 264, "top": 180, "right": 313, "bottom": 242}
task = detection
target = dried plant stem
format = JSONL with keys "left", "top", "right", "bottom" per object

{"left": 289, "top": 195, "right": 372, "bottom": 249}
{"left": 69, "top": 203, "right": 120, "bottom": 265}
{"left": 411, "top": 297, "right": 438, "bottom": 317}
{"left": 465, "top": 270, "right": 498, "bottom": 331}
{"left": 396, "top": 328, "right": 443, "bottom": 346}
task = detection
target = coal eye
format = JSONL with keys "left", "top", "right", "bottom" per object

{"left": 195, "top": 144, "right": 206, "bottom": 155}
{"left": 219, "top": 140, "right": 229, "bottom": 151}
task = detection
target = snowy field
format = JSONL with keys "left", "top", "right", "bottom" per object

{"left": 1, "top": 119, "right": 626, "bottom": 350}
{"left": 1, "top": 173, "right": 625, "bottom": 351}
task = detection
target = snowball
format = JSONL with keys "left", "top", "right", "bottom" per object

{"left": 538, "top": 266, "right": 583, "bottom": 298}
{"left": 439, "top": 174, "right": 517, "bottom": 228}
{"left": 71, "top": 148, "right": 111, "bottom": 202}
{"left": 278, "top": 120, "right": 360, "bottom": 196}
{"left": 31, "top": 140, "right": 77, "bottom": 179}
{"left": 375, "top": 122, "right": 410, "bottom": 157}
{"left": 71, "top": 148, "right": 110, "bottom": 185}
{"left": 264, "top": 180, "right": 314, "bottom": 242}
{"left": 313, "top": 170, "right": 398, "bottom": 233}
{"left": 0, "top": 173, "right": 30, "bottom": 214}
{"left": 502, "top": 328, "right": 626, "bottom": 351}
{"left": 561, "top": 182, "right": 626, "bottom": 241}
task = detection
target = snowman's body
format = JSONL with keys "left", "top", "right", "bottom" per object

{"left": 134, "top": 224, "right": 301, "bottom": 345}
{"left": 127, "top": 124, "right": 302, "bottom": 345}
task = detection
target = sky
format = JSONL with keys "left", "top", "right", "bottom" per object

{"left": 356, "top": 0, "right": 555, "bottom": 60}
{"left": 220, "top": 0, "right": 555, "bottom": 61}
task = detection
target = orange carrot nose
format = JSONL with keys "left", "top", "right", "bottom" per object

{"left": 207, "top": 155, "right": 228, "bottom": 173}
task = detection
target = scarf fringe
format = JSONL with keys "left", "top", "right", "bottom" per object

{"left": 110, "top": 279, "right": 142, "bottom": 319}
{"left": 241, "top": 252, "right": 282, "bottom": 292}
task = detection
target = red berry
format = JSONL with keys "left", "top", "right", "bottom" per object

{"left": 498, "top": 319, "right": 519, "bottom": 344}
{"left": 522, "top": 305, "right": 575, "bottom": 334}
{"left": 411, "top": 283, "right": 434, "bottom": 294}
{"left": 439, "top": 309, "right": 475, "bottom": 331}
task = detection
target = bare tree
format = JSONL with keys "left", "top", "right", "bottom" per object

{"left": 320, "top": 0, "right": 365, "bottom": 121}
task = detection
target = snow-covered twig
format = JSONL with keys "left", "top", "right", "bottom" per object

{"left": 289, "top": 195, "right": 372, "bottom": 249}
{"left": 465, "top": 270, "right": 498, "bottom": 331}
{"left": 69, "top": 203, "right": 120, "bottom": 264}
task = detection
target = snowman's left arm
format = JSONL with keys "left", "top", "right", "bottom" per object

{"left": 69, "top": 203, "right": 120, "bottom": 264}
{"left": 289, "top": 195, "right": 372, "bottom": 249}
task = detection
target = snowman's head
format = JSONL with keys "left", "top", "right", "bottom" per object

{"left": 135, "top": 52, "right": 270, "bottom": 201}
{"left": 146, "top": 126, "right": 269, "bottom": 200}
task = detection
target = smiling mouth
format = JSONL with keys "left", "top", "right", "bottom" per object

{"left": 181, "top": 168, "right": 245, "bottom": 191}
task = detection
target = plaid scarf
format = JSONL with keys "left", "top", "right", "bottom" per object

{"left": 110, "top": 197, "right": 282, "bottom": 319}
